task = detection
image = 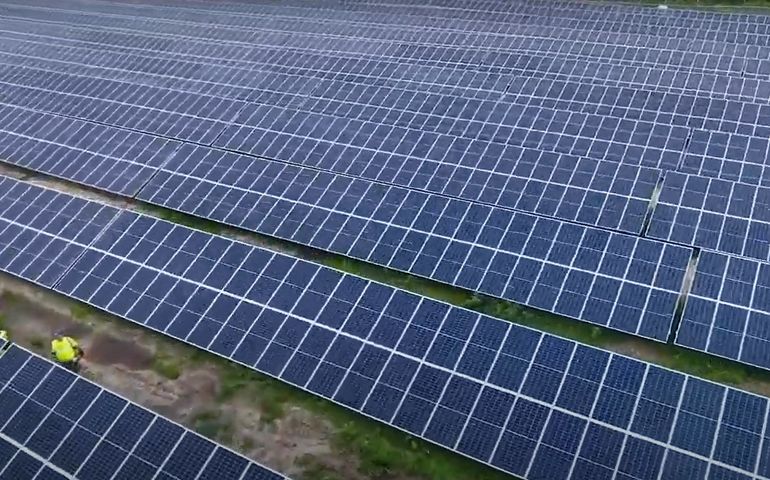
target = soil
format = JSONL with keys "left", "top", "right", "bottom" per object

{"left": 0, "top": 274, "right": 369, "bottom": 480}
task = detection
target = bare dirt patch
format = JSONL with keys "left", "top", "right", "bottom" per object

{"left": 86, "top": 331, "right": 155, "bottom": 370}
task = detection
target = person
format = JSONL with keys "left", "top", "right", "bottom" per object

{"left": 51, "top": 332, "right": 84, "bottom": 373}
{"left": 0, "top": 330, "right": 8, "bottom": 342}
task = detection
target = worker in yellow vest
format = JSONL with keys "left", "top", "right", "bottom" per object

{"left": 51, "top": 332, "right": 84, "bottom": 373}
{"left": 0, "top": 330, "right": 8, "bottom": 343}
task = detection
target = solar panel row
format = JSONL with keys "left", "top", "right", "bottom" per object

{"left": 4, "top": 15, "right": 769, "bottom": 185}
{"left": 343, "top": 1, "right": 770, "bottom": 41}
{"left": 678, "top": 251, "right": 770, "bottom": 371}
{"left": 31, "top": 0, "right": 770, "bottom": 73}
{"left": 0, "top": 344, "right": 286, "bottom": 480}
{"left": 8, "top": 56, "right": 770, "bottom": 146}
{"left": 4, "top": 7, "right": 770, "bottom": 104}
{"left": 0, "top": 177, "right": 766, "bottom": 480}
{"left": 8, "top": 6, "right": 767, "bottom": 83}
{"left": 0, "top": 74, "right": 245, "bottom": 144}
{"left": 0, "top": 0, "right": 749, "bottom": 351}
{"left": 4, "top": 86, "right": 688, "bottom": 340}
{"left": 2, "top": 0, "right": 770, "bottom": 379}
{"left": 0, "top": 76, "right": 667, "bottom": 232}
{"left": 139, "top": 145, "right": 689, "bottom": 341}
{"left": 6, "top": 9, "right": 768, "bottom": 120}
{"left": 2, "top": 49, "right": 766, "bottom": 190}
{"left": 650, "top": 172, "right": 770, "bottom": 261}
{"left": 0, "top": 175, "right": 118, "bottom": 288}
{"left": 0, "top": 93, "right": 695, "bottom": 340}
{"left": 25, "top": 0, "right": 770, "bottom": 47}
{"left": 0, "top": 105, "right": 178, "bottom": 195}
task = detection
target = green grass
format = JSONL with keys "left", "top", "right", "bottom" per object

{"left": 152, "top": 354, "right": 183, "bottom": 380}
{"left": 70, "top": 303, "right": 98, "bottom": 320}
{"left": 297, "top": 459, "right": 339, "bottom": 480}
{"left": 208, "top": 357, "right": 290, "bottom": 423}
{"left": 192, "top": 410, "right": 233, "bottom": 442}
{"left": 0, "top": 291, "right": 20, "bottom": 307}
{"left": 140, "top": 205, "right": 224, "bottom": 235}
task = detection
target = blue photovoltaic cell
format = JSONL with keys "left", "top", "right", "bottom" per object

{"left": 1, "top": 0, "right": 770, "bottom": 477}
{"left": 138, "top": 147, "right": 688, "bottom": 341}
{"left": 0, "top": 344, "right": 286, "bottom": 480}
{"left": 0, "top": 176, "right": 119, "bottom": 287}
{"left": 0, "top": 106, "right": 179, "bottom": 196}
{"left": 142, "top": 143, "right": 658, "bottom": 235}
{"left": 0, "top": 170, "right": 689, "bottom": 342}
{"left": 679, "top": 130, "right": 770, "bottom": 187}
{"left": 678, "top": 250, "right": 770, "bottom": 371}
{"left": 650, "top": 171, "right": 770, "bottom": 262}
{"left": 48, "top": 210, "right": 770, "bottom": 480}
{"left": 0, "top": 179, "right": 754, "bottom": 480}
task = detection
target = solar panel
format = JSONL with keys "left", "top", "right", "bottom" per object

{"left": 677, "top": 250, "right": 770, "bottom": 371}
{"left": 5, "top": 43, "right": 767, "bottom": 146}
{"left": 0, "top": 105, "right": 179, "bottom": 195}
{"left": 2, "top": 1, "right": 769, "bottom": 106}
{"left": 0, "top": 81, "right": 663, "bottom": 234}
{"left": 0, "top": 176, "right": 766, "bottom": 479}
{"left": 0, "top": 344, "right": 287, "bottom": 480}
{"left": 137, "top": 156, "right": 688, "bottom": 341}
{"left": 678, "top": 130, "right": 770, "bottom": 187}
{"left": 26, "top": 196, "right": 770, "bottom": 480}
{"left": 0, "top": 176, "right": 119, "bottom": 288}
{"left": 0, "top": 106, "right": 688, "bottom": 343}
{"left": 215, "top": 100, "right": 688, "bottom": 171}
{"left": 143, "top": 140, "right": 657, "bottom": 233}
{"left": 0, "top": 80, "right": 245, "bottom": 145}
{"left": 3, "top": 1, "right": 770, "bottom": 479}
{"left": 649, "top": 172, "right": 770, "bottom": 261}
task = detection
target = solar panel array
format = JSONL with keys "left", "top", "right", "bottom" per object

{"left": 0, "top": 175, "right": 118, "bottom": 288}
{"left": 2, "top": 0, "right": 770, "bottom": 474}
{"left": 0, "top": 344, "right": 287, "bottom": 480}
{"left": 650, "top": 172, "right": 770, "bottom": 262}
{"left": 678, "top": 251, "right": 770, "bottom": 371}
{"left": 1, "top": 177, "right": 770, "bottom": 480}
{"left": 0, "top": 0, "right": 715, "bottom": 343}
{"left": 138, "top": 144, "right": 690, "bottom": 342}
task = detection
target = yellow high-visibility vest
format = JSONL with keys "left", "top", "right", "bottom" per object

{"left": 51, "top": 337, "right": 78, "bottom": 362}
{"left": 0, "top": 330, "right": 8, "bottom": 342}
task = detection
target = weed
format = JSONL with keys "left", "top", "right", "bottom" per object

{"left": 657, "top": 346, "right": 760, "bottom": 386}
{"left": 141, "top": 206, "right": 224, "bottom": 235}
{"left": 240, "top": 435, "right": 255, "bottom": 452}
{"left": 0, "top": 291, "right": 20, "bottom": 306}
{"left": 328, "top": 418, "right": 511, "bottom": 480}
{"left": 70, "top": 303, "right": 96, "bottom": 320}
{"left": 192, "top": 409, "right": 233, "bottom": 442}
{"left": 217, "top": 362, "right": 257, "bottom": 400}
{"left": 298, "top": 457, "right": 343, "bottom": 480}
{"left": 216, "top": 362, "right": 288, "bottom": 423}
{"left": 259, "top": 395, "right": 286, "bottom": 424}
{"left": 152, "top": 355, "right": 182, "bottom": 380}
